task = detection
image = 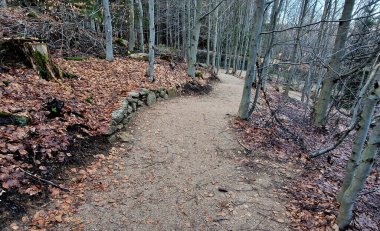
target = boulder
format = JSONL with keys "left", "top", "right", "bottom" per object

{"left": 131, "top": 102, "right": 137, "bottom": 111}
{"left": 159, "top": 90, "right": 166, "bottom": 98}
{"left": 106, "top": 125, "right": 118, "bottom": 135}
{"left": 127, "top": 97, "right": 138, "bottom": 103}
{"left": 140, "top": 88, "right": 150, "bottom": 96}
{"left": 137, "top": 100, "right": 144, "bottom": 106}
{"left": 146, "top": 92, "right": 157, "bottom": 106}
{"left": 127, "top": 105, "right": 133, "bottom": 114}
{"left": 128, "top": 91, "right": 140, "bottom": 98}
{"left": 118, "top": 132, "right": 134, "bottom": 143}
{"left": 111, "top": 98, "right": 128, "bottom": 123}
{"left": 167, "top": 87, "right": 177, "bottom": 98}
{"left": 164, "top": 94, "right": 169, "bottom": 100}
{"left": 128, "top": 53, "right": 149, "bottom": 61}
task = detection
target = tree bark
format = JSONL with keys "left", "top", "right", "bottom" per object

{"left": 128, "top": 0, "right": 136, "bottom": 51}
{"left": 137, "top": 0, "right": 144, "bottom": 52}
{"left": 336, "top": 66, "right": 380, "bottom": 229}
{"left": 103, "top": 0, "right": 114, "bottom": 61}
{"left": 237, "top": 0, "right": 265, "bottom": 120}
{"left": 148, "top": 0, "right": 155, "bottom": 82}
{"left": 312, "top": 0, "right": 355, "bottom": 126}
{"left": 187, "top": 0, "right": 202, "bottom": 78}
{"left": 337, "top": 63, "right": 380, "bottom": 202}
{"left": 211, "top": 6, "right": 219, "bottom": 71}
{"left": 206, "top": 9, "right": 211, "bottom": 65}
{"left": 284, "top": 0, "right": 309, "bottom": 96}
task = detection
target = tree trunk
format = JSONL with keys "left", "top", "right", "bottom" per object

{"left": 336, "top": 66, "right": 380, "bottom": 229}
{"left": 312, "top": 0, "right": 355, "bottom": 126}
{"left": 284, "top": 0, "right": 309, "bottom": 96}
{"left": 148, "top": 0, "right": 155, "bottom": 82}
{"left": 137, "top": 0, "right": 144, "bottom": 52}
{"left": 181, "top": 0, "right": 187, "bottom": 58}
{"left": 250, "top": 0, "right": 281, "bottom": 113}
{"left": 206, "top": 11, "right": 211, "bottom": 65}
{"left": 237, "top": 0, "right": 265, "bottom": 120}
{"left": 187, "top": 20, "right": 201, "bottom": 77}
{"left": 337, "top": 64, "right": 380, "bottom": 203}
{"left": 128, "top": 0, "right": 136, "bottom": 51}
{"left": 1, "top": 0, "right": 6, "bottom": 7}
{"left": 211, "top": 7, "right": 219, "bottom": 71}
{"left": 259, "top": 0, "right": 282, "bottom": 88}
{"left": 187, "top": 0, "right": 202, "bottom": 78}
{"left": 232, "top": 5, "right": 243, "bottom": 74}
{"left": 103, "top": 0, "right": 114, "bottom": 61}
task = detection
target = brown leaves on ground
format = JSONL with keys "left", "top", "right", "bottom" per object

{"left": 232, "top": 86, "right": 379, "bottom": 230}
{"left": 0, "top": 56, "right": 208, "bottom": 196}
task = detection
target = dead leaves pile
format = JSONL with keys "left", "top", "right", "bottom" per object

{"left": 0, "top": 56, "right": 205, "bottom": 196}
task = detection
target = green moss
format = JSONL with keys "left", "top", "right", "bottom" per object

{"left": 116, "top": 38, "right": 128, "bottom": 47}
{"left": 63, "top": 71, "right": 79, "bottom": 79}
{"left": 64, "top": 56, "right": 88, "bottom": 61}
{"left": 2, "top": 81, "right": 11, "bottom": 87}
{"left": 32, "top": 51, "right": 49, "bottom": 80}
{"left": 26, "top": 11, "right": 38, "bottom": 18}
{"left": 86, "top": 95, "right": 94, "bottom": 103}
{"left": 195, "top": 71, "right": 203, "bottom": 78}
{"left": 0, "top": 112, "right": 29, "bottom": 126}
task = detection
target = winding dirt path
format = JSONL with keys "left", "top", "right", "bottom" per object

{"left": 69, "top": 73, "right": 292, "bottom": 230}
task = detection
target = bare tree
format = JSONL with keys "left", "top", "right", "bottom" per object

{"left": 148, "top": 0, "right": 155, "bottom": 82}
{"left": 337, "top": 63, "right": 380, "bottom": 229}
{"left": 103, "top": 0, "right": 114, "bottom": 61}
{"left": 237, "top": 0, "right": 265, "bottom": 119}
{"left": 136, "top": 0, "right": 144, "bottom": 52}
{"left": 312, "top": 0, "right": 355, "bottom": 126}
{"left": 128, "top": 0, "right": 136, "bottom": 51}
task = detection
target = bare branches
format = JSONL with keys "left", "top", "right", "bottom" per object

{"left": 260, "top": 12, "right": 380, "bottom": 34}
{"left": 199, "top": 0, "right": 227, "bottom": 21}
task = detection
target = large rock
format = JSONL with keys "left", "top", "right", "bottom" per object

{"left": 118, "top": 132, "right": 134, "bottom": 143}
{"left": 111, "top": 98, "right": 128, "bottom": 123}
{"left": 127, "top": 97, "right": 138, "bottom": 103}
{"left": 137, "top": 100, "right": 144, "bottom": 106}
{"left": 128, "top": 91, "right": 140, "bottom": 98}
{"left": 146, "top": 92, "right": 157, "bottom": 106}
{"left": 159, "top": 90, "right": 166, "bottom": 98}
{"left": 167, "top": 87, "right": 177, "bottom": 98}
{"left": 140, "top": 88, "right": 150, "bottom": 96}
{"left": 128, "top": 53, "right": 149, "bottom": 61}
{"left": 131, "top": 102, "right": 137, "bottom": 111}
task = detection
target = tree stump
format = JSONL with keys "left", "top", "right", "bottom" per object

{"left": 0, "top": 37, "right": 62, "bottom": 81}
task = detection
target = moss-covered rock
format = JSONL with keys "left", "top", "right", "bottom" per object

{"left": 0, "top": 112, "right": 29, "bottom": 126}
{"left": 128, "top": 53, "right": 149, "bottom": 61}
{"left": 167, "top": 87, "right": 177, "bottom": 98}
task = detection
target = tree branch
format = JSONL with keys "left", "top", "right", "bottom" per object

{"left": 199, "top": 0, "right": 227, "bottom": 21}
{"left": 310, "top": 121, "right": 358, "bottom": 158}
{"left": 260, "top": 12, "right": 380, "bottom": 34}
{"left": 19, "top": 168, "right": 70, "bottom": 192}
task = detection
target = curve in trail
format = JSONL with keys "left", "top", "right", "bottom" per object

{"left": 72, "top": 73, "right": 291, "bottom": 230}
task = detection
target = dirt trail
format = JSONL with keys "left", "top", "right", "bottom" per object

{"left": 68, "top": 73, "right": 292, "bottom": 230}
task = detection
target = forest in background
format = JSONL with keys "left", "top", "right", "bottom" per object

{"left": 1, "top": 0, "right": 380, "bottom": 230}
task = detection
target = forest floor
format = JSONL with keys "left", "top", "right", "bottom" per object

{"left": 12, "top": 73, "right": 295, "bottom": 230}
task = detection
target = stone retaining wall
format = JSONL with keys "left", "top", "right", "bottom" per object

{"left": 107, "top": 86, "right": 178, "bottom": 139}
